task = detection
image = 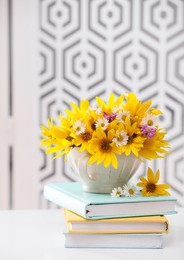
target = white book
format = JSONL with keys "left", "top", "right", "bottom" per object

{"left": 63, "top": 232, "right": 164, "bottom": 249}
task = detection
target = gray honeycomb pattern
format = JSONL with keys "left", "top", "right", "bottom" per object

{"left": 39, "top": 0, "right": 184, "bottom": 207}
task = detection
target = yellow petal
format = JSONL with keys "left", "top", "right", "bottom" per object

{"left": 155, "top": 189, "right": 171, "bottom": 196}
{"left": 147, "top": 167, "right": 155, "bottom": 183}
{"left": 161, "top": 190, "right": 170, "bottom": 196}
{"left": 88, "top": 153, "right": 99, "bottom": 164}
{"left": 155, "top": 169, "right": 160, "bottom": 183}
{"left": 157, "top": 184, "right": 171, "bottom": 189}
{"left": 108, "top": 93, "right": 115, "bottom": 108}
{"left": 130, "top": 144, "right": 139, "bottom": 157}
{"left": 111, "top": 154, "right": 118, "bottom": 169}
{"left": 97, "top": 153, "right": 105, "bottom": 164}
{"left": 107, "top": 129, "right": 114, "bottom": 140}
{"left": 140, "top": 176, "right": 147, "bottom": 184}
{"left": 104, "top": 154, "right": 111, "bottom": 168}
{"left": 137, "top": 182, "right": 145, "bottom": 188}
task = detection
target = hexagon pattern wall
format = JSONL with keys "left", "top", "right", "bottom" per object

{"left": 39, "top": 0, "right": 184, "bottom": 207}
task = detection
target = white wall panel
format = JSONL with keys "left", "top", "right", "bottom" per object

{"left": 0, "top": 0, "right": 10, "bottom": 209}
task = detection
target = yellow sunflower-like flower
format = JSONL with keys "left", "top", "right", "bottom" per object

{"left": 46, "top": 126, "right": 74, "bottom": 159}
{"left": 40, "top": 114, "right": 74, "bottom": 159}
{"left": 71, "top": 122, "right": 93, "bottom": 152}
{"left": 139, "top": 129, "right": 170, "bottom": 160}
{"left": 96, "top": 93, "right": 124, "bottom": 114}
{"left": 87, "top": 128, "right": 121, "bottom": 169}
{"left": 123, "top": 92, "right": 152, "bottom": 119}
{"left": 137, "top": 167, "right": 171, "bottom": 196}
{"left": 40, "top": 117, "right": 57, "bottom": 148}
{"left": 120, "top": 117, "right": 145, "bottom": 157}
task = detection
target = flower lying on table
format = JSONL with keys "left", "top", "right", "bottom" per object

{"left": 40, "top": 92, "right": 170, "bottom": 169}
{"left": 137, "top": 167, "right": 171, "bottom": 196}
{"left": 110, "top": 167, "right": 171, "bottom": 197}
{"left": 122, "top": 183, "right": 140, "bottom": 197}
{"left": 110, "top": 187, "right": 123, "bottom": 197}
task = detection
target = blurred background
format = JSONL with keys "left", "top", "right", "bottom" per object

{"left": 0, "top": 0, "right": 183, "bottom": 209}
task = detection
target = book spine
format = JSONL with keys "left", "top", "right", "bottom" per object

{"left": 64, "top": 233, "right": 163, "bottom": 248}
{"left": 44, "top": 185, "right": 87, "bottom": 218}
{"left": 165, "top": 219, "right": 169, "bottom": 234}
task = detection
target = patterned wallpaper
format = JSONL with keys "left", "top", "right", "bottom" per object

{"left": 39, "top": 0, "right": 184, "bottom": 207}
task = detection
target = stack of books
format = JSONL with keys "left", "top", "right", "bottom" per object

{"left": 44, "top": 182, "right": 177, "bottom": 249}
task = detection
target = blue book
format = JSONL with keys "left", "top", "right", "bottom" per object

{"left": 44, "top": 182, "right": 177, "bottom": 220}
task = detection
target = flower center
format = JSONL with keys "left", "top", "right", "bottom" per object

{"left": 91, "top": 122, "right": 96, "bottom": 130}
{"left": 76, "top": 126, "right": 81, "bottom": 131}
{"left": 81, "top": 132, "right": 92, "bottom": 141}
{"left": 128, "top": 136, "right": 133, "bottom": 143}
{"left": 128, "top": 188, "right": 134, "bottom": 195}
{"left": 66, "top": 136, "right": 73, "bottom": 141}
{"left": 100, "top": 139, "right": 112, "bottom": 152}
{"left": 146, "top": 183, "right": 156, "bottom": 193}
{"left": 122, "top": 115, "right": 127, "bottom": 121}
{"left": 117, "top": 136, "right": 123, "bottom": 142}
{"left": 147, "top": 120, "right": 153, "bottom": 126}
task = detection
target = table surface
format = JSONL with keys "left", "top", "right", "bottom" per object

{"left": 0, "top": 207, "right": 183, "bottom": 260}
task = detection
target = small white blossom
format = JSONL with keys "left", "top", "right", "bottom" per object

{"left": 112, "top": 105, "right": 123, "bottom": 114}
{"left": 116, "top": 110, "right": 130, "bottom": 123}
{"left": 89, "top": 106, "right": 102, "bottom": 115}
{"left": 111, "top": 187, "right": 123, "bottom": 197}
{"left": 73, "top": 120, "right": 86, "bottom": 135}
{"left": 95, "top": 117, "right": 109, "bottom": 130}
{"left": 95, "top": 107, "right": 102, "bottom": 115}
{"left": 141, "top": 114, "right": 158, "bottom": 127}
{"left": 122, "top": 184, "right": 140, "bottom": 197}
{"left": 112, "top": 130, "right": 128, "bottom": 147}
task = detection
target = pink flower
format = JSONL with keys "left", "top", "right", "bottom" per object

{"left": 103, "top": 112, "right": 116, "bottom": 122}
{"left": 141, "top": 124, "right": 156, "bottom": 139}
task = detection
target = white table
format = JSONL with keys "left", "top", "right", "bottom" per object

{"left": 0, "top": 208, "right": 183, "bottom": 260}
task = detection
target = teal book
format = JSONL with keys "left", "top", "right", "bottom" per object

{"left": 44, "top": 182, "right": 177, "bottom": 220}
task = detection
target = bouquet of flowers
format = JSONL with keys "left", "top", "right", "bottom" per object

{"left": 40, "top": 92, "right": 170, "bottom": 169}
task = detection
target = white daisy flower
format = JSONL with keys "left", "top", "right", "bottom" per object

{"left": 112, "top": 130, "right": 128, "bottom": 147}
{"left": 89, "top": 106, "right": 102, "bottom": 115}
{"left": 95, "top": 117, "right": 109, "bottom": 130}
{"left": 73, "top": 120, "right": 86, "bottom": 135}
{"left": 122, "top": 184, "right": 140, "bottom": 197}
{"left": 116, "top": 110, "right": 130, "bottom": 123}
{"left": 141, "top": 114, "right": 158, "bottom": 127}
{"left": 111, "top": 187, "right": 123, "bottom": 197}
{"left": 112, "top": 104, "right": 123, "bottom": 114}
{"left": 89, "top": 106, "right": 96, "bottom": 111}
{"left": 95, "top": 107, "right": 102, "bottom": 115}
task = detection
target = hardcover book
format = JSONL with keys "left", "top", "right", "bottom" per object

{"left": 63, "top": 232, "right": 164, "bottom": 249}
{"left": 44, "top": 182, "right": 177, "bottom": 219}
{"left": 63, "top": 208, "right": 169, "bottom": 234}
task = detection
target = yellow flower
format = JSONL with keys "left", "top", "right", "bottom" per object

{"left": 139, "top": 129, "right": 170, "bottom": 160}
{"left": 42, "top": 114, "right": 75, "bottom": 159}
{"left": 40, "top": 92, "right": 170, "bottom": 169}
{"left": 40, "top": 117, "right": 57, "bottom": 148}
{"left": 120, "top": 117, "right": 145, "bottom": 157}
{"left": 71, "top": 122, "right": 93, "bottom": 152}
{"left": 87, "top": 128, "right": 121, "bottom": 169}
{"left": 137, "top": 167, "right": 171, "bottom": 196}
{"left": 123, "top": 93, "right": 152, "bottom": 119}
{"left": 96, "top": 93, "right": 124, "bottom": 114}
